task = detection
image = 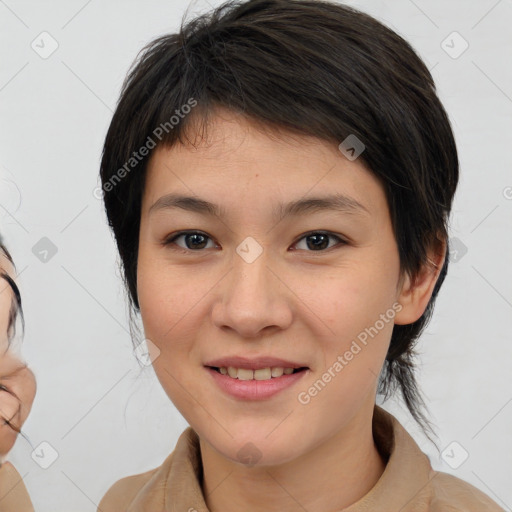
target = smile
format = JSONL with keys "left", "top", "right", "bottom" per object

{"left": 205, "top": 366, "right": 309, "bottom": 400}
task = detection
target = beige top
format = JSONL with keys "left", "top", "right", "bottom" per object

{"left": 97, "top": 405, "right": 505, "bottom": 511}
{"left": 0, "top": 462, "right": 34, "bottom": 512}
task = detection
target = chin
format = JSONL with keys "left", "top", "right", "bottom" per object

{"left": 203, "top": 428, "right": 305, "bottom": 468}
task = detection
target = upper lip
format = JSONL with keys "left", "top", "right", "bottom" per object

{"left": 204, "top": 356, "right": 309, "bottom": 370}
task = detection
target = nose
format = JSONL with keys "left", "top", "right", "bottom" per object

{"left": 211, "top": 243, "right": 293, "bottom": 338}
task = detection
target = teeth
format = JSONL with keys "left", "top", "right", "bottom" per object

{"left": 271, "top": 367, "right": 284, "bottom": 377}
{"left": 217, "top": 366, "right": 300, "bottom": 380}
{"left": 238, "top": 368, "right": 255, "bottom": 380}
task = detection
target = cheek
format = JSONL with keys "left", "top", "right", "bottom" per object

{"left": 136, "top": 260, "right": 209, "bottom": 400}
{"left": 305, "top": 263, "right": 397, "bottom": 337}
{"left": 302, "top": 265, "right": 396, "bottom": 387}
{"left": 137, "top": 267, "right": 199, "bottom": 409}
{"left": 137, "top": 260, "right": 192, "bottom": 347}
{"left": 0, "top": 392, "right": 19, "bottom": 455}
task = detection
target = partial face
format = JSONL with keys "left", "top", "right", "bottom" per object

{"left": 137, "top": 109, "right": 405, "bottom": 466}
{"left": 0, "top": 250, "right": 36, "bottom": 457}
{"left": 0, "top": 252, "right": 16, "bottom": 353}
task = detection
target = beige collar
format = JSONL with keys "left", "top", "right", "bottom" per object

{"left": 127, "top": 405, "right": 438, "bottom": 512}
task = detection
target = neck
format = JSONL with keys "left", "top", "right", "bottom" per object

{"left": 199, "top": 399, "right": 386, "bottom": 512}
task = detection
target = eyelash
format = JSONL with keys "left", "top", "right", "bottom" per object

{"left": 162, "top": 230, "right": 348, "bottom": 254}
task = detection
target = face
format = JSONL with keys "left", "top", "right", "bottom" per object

{"left": 0, "top": 250, "right": 36, "bottom": 457}
{"left": 137, "top": 108, "right": 427, "bottom": 466}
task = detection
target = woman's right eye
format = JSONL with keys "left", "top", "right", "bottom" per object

{"left": 163, "top": 231, "right": 217, "bottom": 252}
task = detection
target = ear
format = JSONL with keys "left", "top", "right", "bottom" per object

{"left": 394, "top": 237, "right": 447, "bottom": 326}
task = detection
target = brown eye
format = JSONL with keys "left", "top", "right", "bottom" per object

{"left": 163, "top": 231, "right": 216, "bottom": 251}
{"left": 292, "top": 231, "right": 346, "bottom": 252}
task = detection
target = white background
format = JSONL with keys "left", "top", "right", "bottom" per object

{"left": 1, "top": 0, "right": 511, "bottom": 510}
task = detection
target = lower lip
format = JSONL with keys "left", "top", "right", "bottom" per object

{"left": 205, "top": 367, "right": 308, "bottom": 400}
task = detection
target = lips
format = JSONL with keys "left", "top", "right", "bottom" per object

{"left": 206, "top": 365, "right": 309, "bottom": 400}
{"left": 204, "top": 355, "right": 309, "bottom": 371}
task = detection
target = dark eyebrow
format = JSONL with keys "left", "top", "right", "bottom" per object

{"left": 148, "top": 193, "right": 370, "bottom": 220}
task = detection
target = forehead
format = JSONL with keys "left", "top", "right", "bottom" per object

{"left": 143, "top": 109, "right": 386, "bottom": 218}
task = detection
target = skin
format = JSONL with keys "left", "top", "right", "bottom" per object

{"left": 136, "top": 108, "right": 445, "bottom": 512}
{"left": 0, "top": 251, "right": 36, "bottom": 459}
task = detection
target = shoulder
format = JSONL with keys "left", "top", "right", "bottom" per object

{"left": 428, "top": 470, "right": 505, "bottom": 511}
{"left": 96, "top": 464, "right": 162, "bottom": 511}
{"left": 97, "top": 428, "right": 194, "bottom": 511}
{"left": 0, "top": 461, "right": 34, "bottom": 512}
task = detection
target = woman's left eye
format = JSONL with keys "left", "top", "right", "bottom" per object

{"left": 292, "top": 231, "right": 346, "bottom": 252}
{"left": 163, "top": 230, "right": 346, "bottom": 252}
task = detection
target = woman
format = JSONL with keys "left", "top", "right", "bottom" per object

{"left": 97, "top": 0, "right": 504, "bottom": 510}
{"left": 0, "top": 238, "right": 36, "bottom": 512}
